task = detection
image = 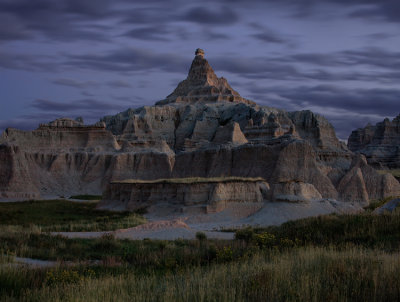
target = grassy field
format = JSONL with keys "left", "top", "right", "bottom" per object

{"left": 0, "top": 199, "right": 146, "bottom": 232}
{"left": 1, "top": 199, "right": 400, "bottom": 301}
{"left": 1, "top": 246, "right": 399, "bottom": 301}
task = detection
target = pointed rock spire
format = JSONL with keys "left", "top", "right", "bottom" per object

{"left": 156, "top": 49, "right": 255, "bottom": 105}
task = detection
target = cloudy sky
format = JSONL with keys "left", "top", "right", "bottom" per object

{"left": 1, "top": 0, "right": 399, "bottom": 139}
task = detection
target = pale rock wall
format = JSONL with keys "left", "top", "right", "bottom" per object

{"left": 269, "top": 182, "right": 322, "bottom": 203}
{"left": 99, "top": 180, "right": 269, "bottom": 213}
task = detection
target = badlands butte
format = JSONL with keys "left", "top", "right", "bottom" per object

{"left": 1, "top": 49, "right": 400, "bottom": 226}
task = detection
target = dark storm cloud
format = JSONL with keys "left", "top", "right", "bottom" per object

{"left": 248, "top": 22, "right": 287, "bottom": 44}
{"left": 251, "top": 32, "right": 287, "bottom": 44}
{"left": 81, "top": 91, "right": 95, "bottom": 97}
{"left": 363, "top": 32, "right": 396, "bottom": 41}
{"left": 181, "top": 6, "right": 239, "bottom": 25}
{"left": 212, "top": 55, "right": 354, "bottom": 82}
{"left": 107, "top": 80, "right": 132, "bottom": 88}
{"left": 1, "top": 0, "right": 399, "bottom": 46}
{"left": 123, "top": 26, "right": 170, "bottom": 41}
{"left": 52, "top": 78, "right": 99, "bottom": 89}
{"left": 249, "top": 85, "right": 400, "bottom": 117}
{"left": 218, "top": 0, "right": 400, "bottom": 23}
{"left": 31, "top": 98, "right": 118, "bottom": 112}
{"left": 207, "top": 47, "right": 400, "bottom": 84}
{"left": 65, "top": 47, "right": 188, "bottom": 73}
{"left": 288, "top": 48, "right": 400, "bottom": 70}
{"left": 0, "top": 0, "right": 115, "bottom": 42}
{"left": 349, "top": 0, "right": 400, "bottom": 22}
{"left": 202, "top": 30, "right": 230, "bottom": 40}
{"left": 0, "top": 51, "right": 58, "bottom": 72}
{"left": 0, "top": 13, "right": 31, "bottom": 41}
{"left": 0, "top": 1, "right": 241, "bottom": 43}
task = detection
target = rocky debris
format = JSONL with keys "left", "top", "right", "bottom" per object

{"left": 0, "top": 49, "right": 397, "bottom": 207}
{"left": 99, "top": 178, "right": 269, "bottom": 213}
{"left": 348, "top": 114, "right": 400, "bottom": 169}
{"left": 156, "top": 49, "right": 254, "bottom": 105}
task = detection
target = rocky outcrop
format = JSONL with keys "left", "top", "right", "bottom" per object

{"left": 156, "top": 49, "right": 254, "bottom": 106}
{"left": 269, "top": 181, "right": 322, "bottom": 203}
{"left": 337, "top": 155, "right": 400, "bottom": 205}
{"left": 213, "top": 122, "right": 248, "bottom": 145}
{"left": 348, "top": 115, "right": 400, "bottom": 169}
{"left": 0, "top": 118, "right": 120, "bottom": 200}
{"left": 99, "top": 178, "right": 269, "bottom": 213}
{"left": 0, "top": 50, "right": 398, "bottom": 206}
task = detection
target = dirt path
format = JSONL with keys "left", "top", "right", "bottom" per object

{"left": 53, "top": 200, "right": 363, "bottom": 241}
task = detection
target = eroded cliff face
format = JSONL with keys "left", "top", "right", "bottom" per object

{"left": 348, "top": 115, "right": 400, "bottom": 169}
{"left": 100, "top": 178, "right": 269, "bottom": 213}
{"left": 1, "top": 51, "right": 399, "bottom": 204}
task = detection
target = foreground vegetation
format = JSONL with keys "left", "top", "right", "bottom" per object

{"left": 0, "top": 200, "right": 146, "bottom": 232}
{"left": 1, "top": 199, "right": 400, "bottom": 301}
{"left": 2, "top": 247, "right": 399, "bottom": 302}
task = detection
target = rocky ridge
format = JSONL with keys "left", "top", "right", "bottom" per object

{"left": 348, "top": 114, "right": 400, "bottom": 169}
{"left": 1, "top": 49, "right": 399, "bottom": 208}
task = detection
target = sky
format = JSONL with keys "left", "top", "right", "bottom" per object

{"left": 1, "top": 0, "right": 399, "bottom": 139}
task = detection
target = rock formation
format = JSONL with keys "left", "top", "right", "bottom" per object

{"left": 100, "top": 177, "right": 269, "bottom": 213}
{"left": 156, "top": 49, "right": 254, "bottom": 106}
{"left": 348, "top": 115, "right": 400, "bottom": 169}
{"left": 1, "top": 50, "right": 399, "bottom": 207}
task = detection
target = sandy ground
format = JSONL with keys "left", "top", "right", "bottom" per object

{"left": 54, "top": 199, "right": 363, "bottom": 241}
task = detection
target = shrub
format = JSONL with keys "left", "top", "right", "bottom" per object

{"left": 195, "top": 232, "right": 207, "bottom": 241}
{"left": 216, "top": 246, "right": 233, "bottom": 263}
{"left": 235, "top": 227, "right": 254, "bottom": 243}
{"left": 253, "top": 232, "right": 276, "bottom": 248}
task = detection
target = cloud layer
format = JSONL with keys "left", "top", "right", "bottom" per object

{"left": 1, "top": 0, "right": 399, "bottom": 140}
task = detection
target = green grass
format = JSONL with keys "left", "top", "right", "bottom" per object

{"left": 2, "top": 199, "right": 400, "bottom": 301}
{"left": 0, "top": 200, "right": 146, "bottom": 232}
{"left": 113, "top": 176, "right": 266, "bottom": 184}
{"left": 243, "top": 210, "right": 400, "bottom": 250}
{"left": 1, "top": 247, "right": 400, "bottom": 301}
{"left": 0, "top": 228, "right": 230, "bottom": 264}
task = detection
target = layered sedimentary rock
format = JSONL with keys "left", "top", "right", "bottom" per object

{"left": 0, "top": 118, "right": 120, "bottom": 199}
{"left": 100, "top": 178, "right": 269, "bottom": 213}
{"left": 1, "top": 50, "right": 399, "bottom": 206}
{"left": 156, "top": 49, "right": 254, "bottom": 106}
{"left": 348, "top": 115, "right": 400, "bottom": 169}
